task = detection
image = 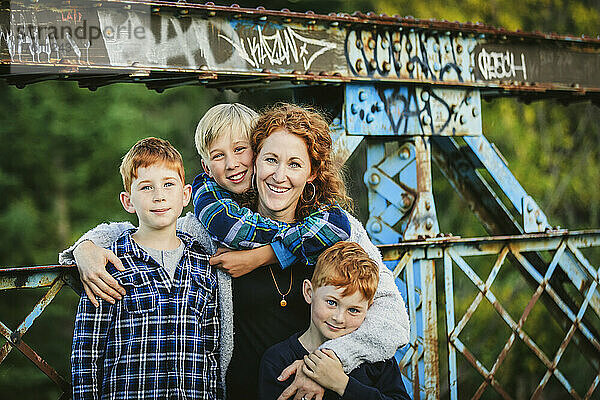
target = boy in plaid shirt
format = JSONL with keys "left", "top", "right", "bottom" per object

{"left": 71, "top": 137, "right": 222, "bottom": 399}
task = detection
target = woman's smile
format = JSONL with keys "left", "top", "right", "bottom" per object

{"left": 266, "top": 183, "right": 291, "bottom": 193}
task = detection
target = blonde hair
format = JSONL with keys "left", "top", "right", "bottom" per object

{"left": 312, "top": 241, "right": 379, "bottom": 304}
{"left": 251, "top": 103, "right": 352, "bottom": 220}
{"left": 194, "top": 103, "right": 258, "bottom": 160}
{"left": 119, "top": 137, "right": 185, "bottom": 193}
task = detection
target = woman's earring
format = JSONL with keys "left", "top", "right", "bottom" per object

{"left": 301, "top": 182, "right": 316, "bottom": 203}
{"left": 251, "top": 173, "right": 257, "bottom": 190}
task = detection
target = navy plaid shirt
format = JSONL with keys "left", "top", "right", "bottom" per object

{"left": 192, "top": 173, "right": 351, "bottom": 269}
{"left": 71, "top": 230, "right": 221, "bottom": 400}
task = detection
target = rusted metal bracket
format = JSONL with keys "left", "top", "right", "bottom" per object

{"left": 0, "top": 266, "right": 78, "bottom": 399}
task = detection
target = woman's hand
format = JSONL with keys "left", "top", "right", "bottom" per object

{"left": 302, "top": 349, "right": 348, "bottom": 396}
{"left": 73, "top": 240, "right": 126, "bottom": 307}
{"left": 276, "top": 359, "right": 325, "bottom": 400}
{"left": 209, "top": 245, "right": 276, "bottom": 278}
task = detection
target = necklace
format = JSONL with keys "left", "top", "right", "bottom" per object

{"left": 268, "top": 266, "right": 293, "bottom": 307}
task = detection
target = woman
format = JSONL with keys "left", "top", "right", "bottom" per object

{"left": 61, "top": 104, "right": 409, "bottom": 400}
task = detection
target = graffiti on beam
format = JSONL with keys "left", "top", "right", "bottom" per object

{"left": 477, "top": 48, "right": 528, "bottom": 81}
{"left": 94, "top": 10, "right": 341, "bottom": 72}
{"left": 345, "top": 28, "right": 476, "bottom": 83}
{"left": 219, "top": 25, "right": 336, "bottom": 70}
{"left": 0, "top": 10, "right": 94, "bottom": 64}
{"left": 344, "top": 84, "right": 482, "bottom": 136}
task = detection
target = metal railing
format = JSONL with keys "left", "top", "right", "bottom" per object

{"left": 1, "top": 230, "right": 599, "bottom": 399}
{"left": 0, "top": 265, "right": 80, "bottom": 398}
{"left": 381, "top": 230, "right": 600, "bottom": 399}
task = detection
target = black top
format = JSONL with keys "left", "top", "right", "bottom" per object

{"left": 226, "top": 262, "right": 312, "bottom": 400}
{"left": 258, "top": 333, "right": 411, "bottom": 400}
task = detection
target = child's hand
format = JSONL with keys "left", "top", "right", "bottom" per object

{"left": 209, "top": 248, "right": 258, "bottom": 277}
{"left": 302, "top": 349, "right": 349, "bottom": 396}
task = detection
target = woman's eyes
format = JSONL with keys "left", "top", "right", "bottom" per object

{"left": 141, "top": 185, "right": 152, "bottom": 191}
{"left": 164, "top": 182, "right": 175, "bottom": 188}
{"left": 326, "top": 299, "right": 336, "bottom": 306}
{"left": 265, "top": 157, "right": 277, "bottom": 164}
{"left": 211, "top": 153, "right": 224, "bottom": 160}
{"left": 234, "top": 146, "right": 247, "bottom": 153}
{"left": 289, "top": 161, "right": 301, "bottom": 168}
{"left": 348, "top": 308, "right": 360, "bottom": 314}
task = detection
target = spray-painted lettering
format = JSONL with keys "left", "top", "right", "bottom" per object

{"left": 0, "top": 11, "right": 91, "bottom": 64}
{"left": 219, "top": 25, "right": 336, "bottom": 70}
{"left": 477, "top": 48, "right": 527, "bottom": 81}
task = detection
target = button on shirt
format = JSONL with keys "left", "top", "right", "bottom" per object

{"left": 71, "top": 230, "right": 221, "bottom": 400}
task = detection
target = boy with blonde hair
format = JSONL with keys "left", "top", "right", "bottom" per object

{"left": 71, "top": 137, "right": 223, "bottom": 399}
{"left": 194, "top": 103, "right": 257, "bottom": 195}
{"left": 258, "top": 241, "right": 410, "bottom": 400}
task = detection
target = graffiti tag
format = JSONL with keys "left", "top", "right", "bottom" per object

{"left": 477, "top": 48, "right": 528, "bottom": 81}
{"left": 219, "top": 26, "right": 336, "bottom": 70}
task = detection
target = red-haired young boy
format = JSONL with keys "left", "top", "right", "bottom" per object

{"left": 259, "top": 241, "right": 411, "bottom": 400}
{"left": 71, "top": 137, "right": 222, "bottom": 399}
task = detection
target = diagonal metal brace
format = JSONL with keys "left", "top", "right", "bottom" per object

{"left": 0, "top": 320, "right": 71, "bottom": 393}
{"left": 0, "top": 278, "right": 65, "bottom": 364}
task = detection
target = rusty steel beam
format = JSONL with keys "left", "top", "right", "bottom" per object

{"left": 424, "top": 233, "right": 600, "bottom": 399}
{"left": 1, "top": 0, "right": 599, "bottom": 98}
{"left": 0, "top": 265, "right": 78, "bottom": 290}
{"left": 0, "top": 278, "right": 65, "bottom": 365}
{"left": 0, "top": 320, "right": 71, "bottom": 394}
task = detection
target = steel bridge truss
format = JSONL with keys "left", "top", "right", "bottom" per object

{"left": 381, "top": 231, "right": 600, "bottom": 399}
{"left": 1, "top": 1, "right": 600, "bottom": 400}
{"left": 0, "top": 265, "right": 80, "bottom": 398}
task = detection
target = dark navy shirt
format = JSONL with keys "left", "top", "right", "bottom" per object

{"left": 259, "top": 332, "right": 411, "bottom": 400}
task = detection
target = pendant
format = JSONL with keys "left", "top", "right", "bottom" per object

{"left": 280, "top": 298, "right": 287, "bottom": 307}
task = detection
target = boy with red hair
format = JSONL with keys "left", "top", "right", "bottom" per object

{"left": 71, "top": 137, "right": 223, "bottom": 399}
{"left": 259, "top": 241, "right": 411, "bottom": 400}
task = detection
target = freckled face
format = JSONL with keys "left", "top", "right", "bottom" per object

{"left": 120, "top": 165, "right": 191, "bottom": 233}
{"left": 304, "top": 282, "right": 370, "bottom": 342}
{"left": 202, "top": 130, "right": 254, "bottom": 194}
{"left": 255, "top": 129, "right": 315, "bottom": 223}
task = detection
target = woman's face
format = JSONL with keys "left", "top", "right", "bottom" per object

{"left": 255, "top": 128, "right": 315, "bottom": 223}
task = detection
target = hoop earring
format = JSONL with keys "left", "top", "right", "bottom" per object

{"left": 301, "top": 182, "right": 316, "bottom": 203}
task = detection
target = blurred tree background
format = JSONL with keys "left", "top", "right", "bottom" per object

{"left": 0, "top": 0, "right": 598, "bottom": 398}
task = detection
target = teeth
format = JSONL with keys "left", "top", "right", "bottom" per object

{"left": 229, "top": 172, "right": 245, "bottom": 180}
{"left": 267, "top": 183, "right": 289, "bottom": 193}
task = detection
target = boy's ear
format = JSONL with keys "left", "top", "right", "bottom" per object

{"left": 302, "top": 279, "right": 313, "bottom": 305}
{"left": 119, "top": 192, "right": 136, "bottom": 214}
{"left": 182, "top": 184, "right": 192, "bottom": 207}
{"left": 201, "top": 159, "right": 212, "bottom": 177}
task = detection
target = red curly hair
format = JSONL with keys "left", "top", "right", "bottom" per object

{"left": 312, "top": 241, "right": 379, "bottom": 304}
{"left": 251, "top": 103, "right": 352, "bottom": 220}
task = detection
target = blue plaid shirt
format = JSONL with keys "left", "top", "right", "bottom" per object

{"left": 191, "top": 173, "right": 351, "bottom": 268}
{"left": 71, "top": 230, "right": 221, "bottom": 400}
